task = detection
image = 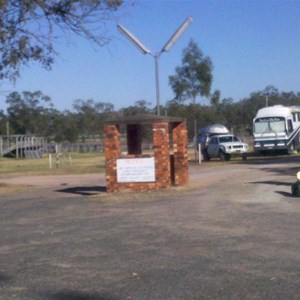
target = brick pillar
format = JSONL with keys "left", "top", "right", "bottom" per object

{"left": 153, "top": 122, "right": 170, "bottom": 189}
{"left": 104, "top": 124, "right": 121, "bottom": 192}
{"left": 173, "top": 122, "right": 189, "bottom": 186}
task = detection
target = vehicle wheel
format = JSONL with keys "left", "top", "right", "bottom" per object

{"left": 288, "top": 142, "right": 295, "bottom": 155}
{"left": 202, "top": 150, "right": 210, "bottom": 161}
{"left": 219, "top": 151, "right": 225, "bottom": 161}
{"left": 291, "top": 181, "right": 300, "bottom": 197}
{"left": 259, "top": 150, "right": 268, "bottom": 156}
{"left": 242, "top": 153, "right": 247, "bottom": 160}
{"left": 219, "top": 151, "right": 230, "bottom": 161}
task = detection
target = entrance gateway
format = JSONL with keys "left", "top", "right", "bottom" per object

{"left": 104, "top": 114, "right": 189, "bottom": 192}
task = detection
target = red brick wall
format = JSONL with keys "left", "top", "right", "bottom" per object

{"left": 153, "top": 122, "right": 171, "bottom": 190}
{"left": 104, "top": 120, "right": 188, "bottom": 193}
{"left": 173, "top": 122, "right": 189, "bottom": 186}
{"left": 104, "top": 124, "right": 121, "bottom": 192}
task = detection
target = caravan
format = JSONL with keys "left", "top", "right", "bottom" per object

{"left": 253, "top": 105, "right": 300, "bottom": 153}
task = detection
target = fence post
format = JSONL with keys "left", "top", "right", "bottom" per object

{"left": 49, "top": 154, "right": 52, "bottom": 169}
{"left": 198, "top": 143, "right": 202, "bottom": 164}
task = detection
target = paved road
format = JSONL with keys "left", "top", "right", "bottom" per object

{"left": 0, "top": 157, "right": 300, "bottom": 299}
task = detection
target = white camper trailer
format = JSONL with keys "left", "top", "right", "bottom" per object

{"left": 253, "top": 105, "right": 300, "bottom": 153}
{"left": 197, "top": 124, "right": 229, "bottom": 152}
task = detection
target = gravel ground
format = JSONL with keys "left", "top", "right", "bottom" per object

{"left": 0, "top": 156, "right": 300, "bottom": 299}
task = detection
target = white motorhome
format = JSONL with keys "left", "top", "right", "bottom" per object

{"left": 253, "top": 105, "right": 300, "bottom": 153}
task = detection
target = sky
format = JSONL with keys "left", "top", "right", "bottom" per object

{"left": 1, "top": 0, "right": 300, "bottom": 112}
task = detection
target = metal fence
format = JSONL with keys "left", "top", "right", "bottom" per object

{"left": 0, "top": 135, "right": 105, "bottom": 158}
{"left": 0, "top": 135, "right": 47, "bottom": 158}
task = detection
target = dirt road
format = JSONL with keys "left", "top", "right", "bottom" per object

{"left": 0, "top": 156, "right": 300, "bottom": 299}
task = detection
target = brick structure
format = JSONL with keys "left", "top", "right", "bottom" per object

{"left": 104, "top": 115, "right": 188, "bottom": 193}
{"left": 172, "top": 122, "right": 189, "bottom": 186}
{"left": 104, "top": 124, "right": 121, "bottom": 192}
{"left": 153, "top": 122, "right": 170, "bottom": 190}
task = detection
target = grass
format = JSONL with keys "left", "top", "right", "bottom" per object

{"left": 0, "top": 152, "right": 106, "bottom": 177}
{"left": 0, "top": 147, "right": 258, "bottom": 178}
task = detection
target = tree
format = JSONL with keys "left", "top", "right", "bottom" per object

{"left": 0, "top": 0, "right": 124, "bottom": 81}
{"left": 51, "top": 110, "right": 79, "bottom": 142}
{"left": 166, "top": 100, "right": 189, "bottom": 119}
{"left": 120, "top": 100, "right": 153, "bottom": 116}
{"left": 73, "top": 98, "right": 114, "bottom": 137}
{"left": 169, "top": 39, "right": 213, "bottom": 104}
{"left": 6, "top": 90, "right": 54, "bottom": 134}
{"left": 0, "top": 109, "right": 8, "bottom": 135}
{"left": 210, "top": 89, "right": 221, "bottom": 108}
{"left": 169, "top": 39, "right": 213, "bottom": 146}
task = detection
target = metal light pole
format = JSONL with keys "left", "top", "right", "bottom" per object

{"left": 117, "top": 17, "right": 192, "bottom": 116}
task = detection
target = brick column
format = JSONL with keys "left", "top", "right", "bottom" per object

{"left": 153, "top": 122, "right": 170, "bottom": 189}
{"left": 104, "top": 124, "right": 121, "bottom": 192}
{"left": 173, "top": 122, "right": 189, "bottom": 186}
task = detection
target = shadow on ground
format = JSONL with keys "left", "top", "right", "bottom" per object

{"left": 57, "top": 186, "right": 106, "bottom": 196}
{"left": 275, "top": 190, "right": 295, "bottom": 198}
{"left": 40, "top": 289, "right": 118, "bottom": 300}
{"left": 0, "top": 272, "right": 12, "bottom": 284}
{"left": 249, "top": 180, "right": 296, "bottom": 198}
{"left": 249, "top": 180, "right": 292, "bottom": 186}
{"left": 235, "top": 155, "right": 300, "bottom": 177}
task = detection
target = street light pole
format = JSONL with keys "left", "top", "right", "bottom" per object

{"left": 117, "top": 17, "right": 192, "bottom": 116}
{"left": 154, "top": 53, "right": 160, "bottom": 116}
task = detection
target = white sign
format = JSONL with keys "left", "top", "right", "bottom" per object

{"left": 117, "top": 157, "right": 155, "bottom": 183}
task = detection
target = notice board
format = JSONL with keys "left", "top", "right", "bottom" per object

{"left": 116, "top": 157, "right": 155, "bottom": 182}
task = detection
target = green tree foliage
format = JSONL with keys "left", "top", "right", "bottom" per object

{"left": 3, "top": 85, "right": 300, "bottom": 142}
{"left": 0, "top": 109, "right": 8, "bottom": 135}
{"left": 166, "top": 86, "right": 300, "bottom": 139}
{"left": 169, "top": 39, "right": 213, "bottom": 143}
{"left": 51, "top": 110, "right": 79, "bottom": 142}
{"left": 166, "top": 100, "right": 189, "bottom": 118}
{"left": 0, "top": 0, "right": 124, "bottom": 81}
{"left": 6, "top": 90, "right": 54, "bottom": 135}
{"left": 166, "top": 100, "right": 218, "bottom": 140}
{"left": 120, "top": 100, "right": 153, "bottom": 116}
{"left": 169, "top": 39, "right": 213, "bottom": 104}
{"left": 118, "top": 100, "right": 154, "bottom": 142}
{"left": 210, "top": 89, "right": 221, "bottom": 108}
{"left": 73, "top": 98, "right": 114, "bottom": 137}
{"left": 237, "top": 86, "right": 300, "bottom": 134}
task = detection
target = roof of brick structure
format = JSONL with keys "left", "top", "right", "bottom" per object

{"left": 105, "top": 114, "right": 186, "bottom": 125}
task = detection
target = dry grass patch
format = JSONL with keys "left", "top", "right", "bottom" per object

{"left": 0, "top": 152, "right": 105, "bottom": 177}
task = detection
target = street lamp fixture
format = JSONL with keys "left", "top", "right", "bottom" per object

{"left": 117, "top": 17, "right": 192, "bottom": 116}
